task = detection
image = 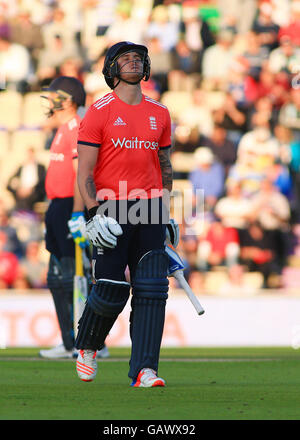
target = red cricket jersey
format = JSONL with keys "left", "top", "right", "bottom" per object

{"left": 78, "top": 92, "right": 172, "bottom": 200}
{"left": 45, "top": 114, "right": 81, "bottom": 200}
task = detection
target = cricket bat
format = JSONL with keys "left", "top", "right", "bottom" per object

{"left": 73, "top": 243, "right": 88, "bottom": 337}
{"left": 165, "top": 245, "right": 205, "bottom": 316}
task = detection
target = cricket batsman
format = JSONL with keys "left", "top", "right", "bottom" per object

{"left": 74, "top": 41, "right": 179, "bottom": 387}
{"left": 39, "top": 76, "right": 109, "bottom": 359}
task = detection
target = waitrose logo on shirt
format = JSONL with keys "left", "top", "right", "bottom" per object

{"left": 111, "top": 137, "right": 159, "bottom": 150}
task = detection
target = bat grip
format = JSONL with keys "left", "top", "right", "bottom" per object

{"left": 75, "top": 243, "right": 84, "bottom": 277}
{"left": 173, "top": 271, "right": 205, "bottom": 316}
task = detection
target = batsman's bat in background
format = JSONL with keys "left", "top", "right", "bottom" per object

{"left": 73, "top": 243, "right": 88, "bottom": 337}
{"left": 165, "top": 245, "right": 205, "bottom": 316}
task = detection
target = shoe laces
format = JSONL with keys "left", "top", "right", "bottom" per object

{"left": 141, "top": 368, "right": 157, "bottom": 378}
{"left": 81, "top": 349, "right": 96, "bottom": 360}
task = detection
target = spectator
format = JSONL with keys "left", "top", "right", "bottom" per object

{"left": 20, "top": 240, "right": 47, "bottom": 288}
{"left": 278, "top": 0, "right": 300, "bottom": 47}
{"left": 94, "top": 0, "right": 119, "bottom": 37}
{"left": 188, "top": 269, "right": 205, "bottom": 292}
{"left": 172, "top": 124, "right": 200, "bottom": 154}
{"left": 266, "top": 160, "right": 293, "bottom": 199}
{"left": 251, "top": 2, "right": 279, "bottom": 52}
{"left": 0, "top": 34, "right": 31, "bottom": 93}
{"left": 169, "top": 39, "right": 202, "bottom": 91}
{"left": 237, "top": 126, "right": 279, "bottom": 169}
{"left": 279, "top": 88, "right": 300, "bottom": 141}
{"left": 226, "top": 156, "right": 265, "bottom": 198}
{"left": 287, "top": 133, "right": 300, "bottom": 220}
{"left": 145, "top": 5, "right": 179, "bottom": 52}
{"left": 242, "top": 31, "right": 269, "bottom": 80}
{"left": 177, "top": 88, "right": 214, "bottom": 137}
{"left": 0, "top": 203, "right": 23, "bottom": 258}
{"left": 226, "top": 56, "right": 252, "bottom": 111}
{"left": 217, "top": 0, "right": 257, "bottom": 35}
{"left": 217, "top": 263, "right": 263, "bottom": 295}
{"left": 271, "top": 0, "right": 290, "bottom": 28}
{"left": 42, "top": 7, "right": 78, "bottom": 56}
{"left": 214, "top": 180, "right": 253, "bottom": 231}
{"left": 0, "top": 7, "right": 11, "bottom": 40}
{"left": 268, "top": 34, "right": 300, "bottom": 76}
{"left": 58, "top": 57, "right": 84, "bottom": 83}
{"left": 201, "top": 29, "right": 236, "bottom": 89}
{"left": 14, "top": 0, "right": 50, "bottom": 27}
{"left": 250, "top": 176, "right": 291, "bottom": 267}
{"left": 83, "top": 53, "right": 110, "bottom": 104}
{"left": 178, "top": 221, "right": 199, "bottom": 275}
{"left": 6, "top": 147, "right": 46, "bottom": 213}
{"left": 200, "top": 124, "right": 237, "bottom": 175}
{"left": 213, "top": 91, "right": 247, "bottom": 146}
{"left": 55, "top": 0, "right": 82, "bottom": 46}
{"left": 247, "top": 95, "right": 278, "bottom": 132}
{"left": 189, "top": 147, "right": 225, "bottom": 212}
{"left": 197, "top": 220, "right": 240, "bottom": 271}
{"left": 105, "top": 2, "right": 144, "bottom": 46}
{"left": 179, "top": 4, "right": 215, "bottom": 73}
{"left": 239, "top": 220, "right": 280, "bottom": 287}
{"left": 251, "top": 63, "right": 290, "bottom": 109}
{"left": 273, "top": 124, "right": 293, "bottom": 166}
{"left": 10, "top": 8, "right": 44, "bottom": 70}
{"left": 37, "top": 34, "right": 79, "bottom": 81}
{"left": 147, "top": 36, "right": 173, "bottom": 94}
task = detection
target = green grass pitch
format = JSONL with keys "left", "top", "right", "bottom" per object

{"left": 1, "top": 347, "right": 300, "bottom": 421}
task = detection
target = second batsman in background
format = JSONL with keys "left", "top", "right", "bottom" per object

{"left": 39, "top": 76, "right": 109, "bottom": 359}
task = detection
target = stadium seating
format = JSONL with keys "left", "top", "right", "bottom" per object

{"left": 10, "top": 129, "right": 47, "bottom": 153}
{"left": 171, "top": 152, "right": 195, "bottom": 173}
{"left": 0, "top": 91, "right": 23, "bottom": 131}
{"left": 160, "top": 91, "right": 193, "bottom": 121}
{"left": 0, "top": 130, "right": 10, "bottom": 158}
{"left": 204, "top": 270, "right": 229, "bottom": 293}
{"left": 203, "top": 90, "right": 226, "bottom": 111}
{"left": 21, "top": 92, "right": 47, "bottom": 129}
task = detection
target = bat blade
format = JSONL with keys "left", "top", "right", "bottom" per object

{"left": 74, "top": 244, "right": 88, "bottom": 337}
{"left": 165, "top": 245, "right": 205, "bottom": 316}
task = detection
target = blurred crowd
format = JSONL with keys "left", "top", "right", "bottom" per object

{"left": 0, "top": 0, "right": 300, "bottom": 292}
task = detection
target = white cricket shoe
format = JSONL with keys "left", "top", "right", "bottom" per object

{"left": 39, "top": 344, "right": 74, "bottom": 359}
{"left": 131, "top": 368, "right": 166, "bottom": 388}
{"left": 73, "top": 345, "right": 110, "bottom": 359}
{"left": 76, "top": 349, "right": 97, "bottom": 382}
{"left": 96, "top": 345, "right": 110, "bottom": 358}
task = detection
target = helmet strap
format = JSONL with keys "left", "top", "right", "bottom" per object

{"left": 114, "top": 71, "right": 145, "bottom": 88}
{"left": 111, "top": 78, "right": 121, "bottom": 89}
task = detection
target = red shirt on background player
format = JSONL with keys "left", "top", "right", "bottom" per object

{"left": 45, "top": 113, "right": 80, "bottom": 200}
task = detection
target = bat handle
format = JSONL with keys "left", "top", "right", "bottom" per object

{"left": 173, "top": 271, "right": 205, "bottom": 316}
{"left": 75, "top": 243, "right": 84, "bottom": 277}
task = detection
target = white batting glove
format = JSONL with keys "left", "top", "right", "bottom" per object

{"left": 68, "top": 212, "right": 89, "bottom": 248}
{"left": 86, "top": 214, "right": 123, "bottom": 249}
{"left": 166, "top": 218, "right": 180, "bottom": 248}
